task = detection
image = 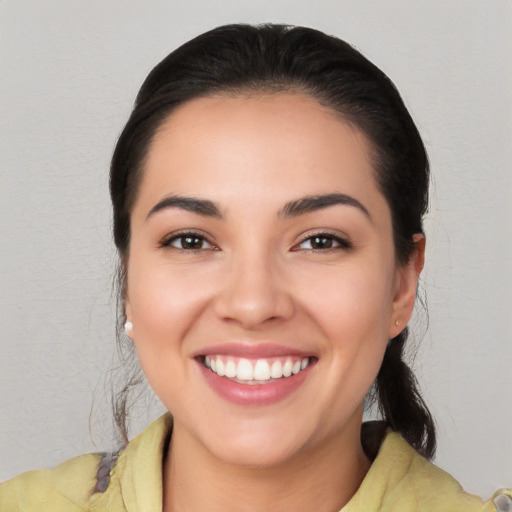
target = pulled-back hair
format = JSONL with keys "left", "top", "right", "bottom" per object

{"left": 110, "top": 23, "right": 435, "bottom": 458}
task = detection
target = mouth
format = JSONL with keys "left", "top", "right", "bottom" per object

{"left": 196, "top": 350, "right": 316, "bottom": 406}
{"left": 201, "top": 355, "right": 313, "bottom": 384}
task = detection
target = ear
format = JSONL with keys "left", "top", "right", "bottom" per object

{"left": 125, "top": 299, "right": 132, "bottom": 322}
{"left": 388, "top": 234, "right": 425, "bottom": 339}
{"left": 124, "top": 297, "right": 134, "bottom": 338}
{"left": 121, "top": 259, "right": 132, "bottom": 319}
{"left": 123, "top": 271, "right": 133, "bottom": 335}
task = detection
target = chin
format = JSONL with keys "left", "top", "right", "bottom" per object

{"left": 197, "top": 416, "right": 314, "bottom": 469}
{"left": 211, "top": 438, "right": 301, "bottom": 469}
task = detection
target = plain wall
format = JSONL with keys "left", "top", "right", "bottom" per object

{"left": 1, "top": 0, "right": 511, "bottom": 499}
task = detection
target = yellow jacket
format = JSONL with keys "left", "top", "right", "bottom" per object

{"left": 1, "top": 414, "right": 509, "bottom": 511}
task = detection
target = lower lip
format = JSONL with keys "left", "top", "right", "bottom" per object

{"left": 198, "top": 362, "right": 312, "bottom": 406}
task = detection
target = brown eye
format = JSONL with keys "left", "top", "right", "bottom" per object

{"left": 309, "top": 236, "right": 334, "bottom": 249}
{"left": 295, "top": 233, "right": 351, "bottom": 251}
{"left": 161, "top": 232, "right": 216, "bottom": 251}
{"left": 180, "top": 235, "right": 204, "bottom": 249}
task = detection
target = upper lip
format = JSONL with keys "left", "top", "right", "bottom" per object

{"left": 193, "top": 342, "right": 314, "bottom": 359}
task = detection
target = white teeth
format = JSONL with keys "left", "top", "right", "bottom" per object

{"left": 270, "top": 360, "right": 283, "bottom": 379}
{"left": 282, "top": 360, "right": 293, "bottom": 377}
{"left": 216, "top": 359, "right": 225, "bottom": 377}
{"left": 205, "top": 356, "right": 311, "bottom": 382}
{"left": 253, "top": 359, "right": 270, "bottom": 380}
{"left": 225, "top": 359, "right": 237, "bottom": 378}
{"left": 236, "top": 359, "right": 253, "bottom": 381}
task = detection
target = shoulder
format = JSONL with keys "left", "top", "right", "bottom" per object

{"left": 0, "top": 414, "right": 172, "bottom": 512}
{"left": 351, "top": 427, "right": 511, "bottom": 512}
{"left": 0, "top": 452, "right": 102, "bottom": 511}
{"left": 380, "top": 432, "right": 511, "bottom": 512}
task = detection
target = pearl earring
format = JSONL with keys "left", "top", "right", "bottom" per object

{"left": 395, "top": 319, "right": 400, "bottom": 327}
{"left": 124, "top": 321, "right": 133, "bottom": 333}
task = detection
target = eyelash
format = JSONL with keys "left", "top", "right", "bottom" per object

{"left": 158, "top": 231, "right": 352, "bottom": 253}
{"left": 293, "top": 232, "right": 352, "bottom": 252}
{"left": 158, "top": 231, "right": 217, "bottom": 252}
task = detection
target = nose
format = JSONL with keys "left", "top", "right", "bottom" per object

{"left": 214, "top": 249, "right": 295, "bottom": 330}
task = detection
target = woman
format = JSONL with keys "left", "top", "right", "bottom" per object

{"left": 1, "top": 23, "right": 509, "bottom": 512}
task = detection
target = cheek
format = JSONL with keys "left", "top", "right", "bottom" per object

{"left": 125, "top": 255, "right": 225, "bottom": 394}
{"left": 127, "top": 256, "right": 213, "bottom": 331}
{"left": 125, "top": 263, "right": 202, "bottom": 408}
{"left": 296, "top": 261, "right": 394, "bottom": 400}
{"left": 297, "top": 262, "right": 395, "bottom": 338}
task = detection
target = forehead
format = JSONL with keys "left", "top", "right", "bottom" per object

{"left": 150, "top": 92, "right": 369, "bottom": 162}
{"left": 136, "top": 92, "right": 386, "bottom": 218}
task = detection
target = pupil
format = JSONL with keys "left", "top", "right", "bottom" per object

{"left": 313, "top": 236, "right": 332, "bottom": 249}
{"left": 183, "top": 236, "right": 202, "bottom": 249}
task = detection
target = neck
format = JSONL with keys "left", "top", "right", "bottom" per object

{"left": 163, "top": 418, "right": 370, "bottom": 512}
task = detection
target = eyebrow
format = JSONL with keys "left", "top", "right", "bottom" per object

{"left": 146, "top": 192, "right": 370, "bottom": 221}
{"left": 280, "top": 193, "right": 370, "bottom": 219}
{"left": 146, "top": 195, "right": 223, "bottom": 220}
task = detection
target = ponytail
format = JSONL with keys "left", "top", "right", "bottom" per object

{"left": 375, "top": 328, "right": 436, "bottom": 459}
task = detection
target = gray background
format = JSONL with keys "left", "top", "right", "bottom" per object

{"left": 1, "top": 0, "right": 511, "bottom": 499}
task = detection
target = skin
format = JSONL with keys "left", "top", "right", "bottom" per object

{"left": 124, "top": 93, "right": 424, "bottom": 512}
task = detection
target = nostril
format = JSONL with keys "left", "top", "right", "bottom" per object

{"left": 214, "top": 283, "right": 295, "bottom": 329}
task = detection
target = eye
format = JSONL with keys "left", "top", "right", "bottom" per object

{"left": 294, "top": 233, "right": 351, "bottom": 251}
{"left": 159, "top": 231, "right": 216, "bottom": 251}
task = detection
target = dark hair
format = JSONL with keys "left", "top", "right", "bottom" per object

{"left": 110, "top": 23, "right": 435, "bottom": 458}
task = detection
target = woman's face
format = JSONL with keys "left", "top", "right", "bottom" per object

{"left": 125, "top": 93, "right": 421, "bottom": 467}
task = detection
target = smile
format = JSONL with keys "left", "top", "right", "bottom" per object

{"left": 198, "top": 350, "right": 316, "bottom": 406}
{"left": 203, "top": 355, "right": 311, "bottom": 383}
